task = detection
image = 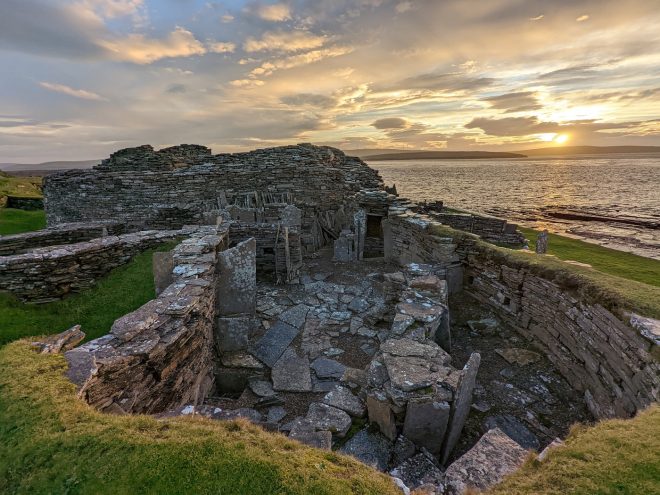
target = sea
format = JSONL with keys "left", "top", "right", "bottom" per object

{"left": 368, "top": 154, "right": 660, "bottom": 260}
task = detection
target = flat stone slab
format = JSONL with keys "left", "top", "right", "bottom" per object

{"left": 383, "top": 354, "right": 452, "bottom": 392}
{"left": 289, "top": 429, "right": 332, "bottom": 450}
{"left": 467, "top": 318, "right": 499, "bottom": 334}
{"left": 305, "top": 402, "right": 352, "bottom": 437}
{"left": 495, "top": 348, "right": 542, "bottom": 366}
{"left": 271, "top": 349, "right": 312, "bottom": 392}
{"left": 220, "top": 351, "right": 264, "bottom": 369}
{"left": 322, "top": 385, "right": 366, "bottom": 417}
{"left": 278, "top": 304, "right": 310, "bottom": 329}
{"left": 381, "top": 338, "right": 450, "bottom": 363}
{"left": 267, "top": 406, "right": 287, "bottom": 423}
{"left": 248, "top": 378, "right": 275, "bottom": 397}
{"left": 396, "top": 302, "right": 444, "bottom": 323}
{"left": 311, "top": 357, "right": 346, "bottom": 380}
{"left": 389, "top": 452, "right": 444, "bottom": 491}
{"left": 339, "top": 428, "right": 393, "bottom": 471}
{"left": 484, "top": 415, "right": 540, "bottom": 450}
{"left": 444, "top": 428, "right": 528, "bottom": 494}
{"left": 249, "top": 320, "right": 299, "bottom": 367}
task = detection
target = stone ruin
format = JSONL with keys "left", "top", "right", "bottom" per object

{"left": 12, "top": 143, "right": 659, "bottom": 494}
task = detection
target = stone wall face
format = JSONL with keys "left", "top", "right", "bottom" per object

{"left": 0, "top": 228, "right": 180, "bottom": 302}
{"left": 65, "top": 226, "right": 228, "bottom": 414}
{"left": 384, "top": 212, "right": 659, "bottom": 419}
{"left": 0, "top": 221, "right": 125, "bottom": 256}
{"left": 44, "top": 144, "right": 383, "bottom": 252}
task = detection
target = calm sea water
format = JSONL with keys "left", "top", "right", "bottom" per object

{"left": 369, "top": 154, "right": 660, "bottom": 259}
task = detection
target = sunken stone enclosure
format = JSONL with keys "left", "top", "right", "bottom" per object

{"left": 11, "top": 143, "right": 657, "bottom": 494}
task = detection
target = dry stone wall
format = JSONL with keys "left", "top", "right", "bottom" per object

{"left": 64, "top": 225, "right": 229, "bottom": 414}
{"left": 384, "top": 211, "right": 659, "bottom": 419}
{"left": 44, "top": 144, "right": 383, "bottom": 253}
{"left": 0, "top": 228, "right": 180, "bottom": 302}
{"left": 0, "top": 221, "right": 125, "bottom": 256}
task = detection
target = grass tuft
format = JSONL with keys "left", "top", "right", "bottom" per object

{"left": 0, "top": 342, "right": 400, "bottom": 495}
{"left": 487, "top": 406, "right": 660, "bottom": 495}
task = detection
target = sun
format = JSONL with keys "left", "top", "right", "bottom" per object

{"left": 554, "top": 133, "right": 569, "bottom": 144}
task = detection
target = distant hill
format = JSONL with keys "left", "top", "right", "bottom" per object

{"left": 360, "top": 151, "right": 526, "bottom": 161}
{"left": 516, "top": 145, "right": 660, "bottom": 156}
{"left": 0, "top": 159, "right": 100, "bottom": 175}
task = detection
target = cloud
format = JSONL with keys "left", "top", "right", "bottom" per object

{"left": 249, "top": 46, "right": 353, "bottom": 77}
{"left": 464, "top": 116, "right": 644, "bottom": 139}
{"left": 280, "top": 93, "right": 336, "bottom": 108}
{"left": 243, "top": 30, "right": 326, "bottom": 52}
{"left": 99, "top": 27, "right": 206, "bottom": 64}
{"left": 166, "top": 83, "right": 186, "bottom": 94}
{"left": 257, "top": 3, "right": 291, "bottom": 22}
{"left": 372, "top": 117, "right": 409, "bottom": 129}
{"left": 230, "top": 79, "right": 265, "bottom": 88}
{"left": 81, "top": 0, "right": 144, "bottom": 19}
{"left": 530, "top": 14, "right": 544, "bottom": 21}
{"left": 391, "top": 71, "right": 495, "bottom": 93}
{"left": 39, "top": 82, "right": 105, "bottom": 100}
{"left": 207, "top": 40, "right": 236, "bottom": 53}
{"left": 395, "top": 2, "right": 413, "bottom": 14}
{"left": 576, "top": 15, "right": 590, "bottom": 22}
{"left": 221, "top": 14, "right": 234, "bottom": 23}
{"left": 482, "top": 91, "right": 542, "bottom": 113}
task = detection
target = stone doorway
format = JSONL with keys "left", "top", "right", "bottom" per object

{"left": 364, "top": 214, "right": 384, "bottom": 258}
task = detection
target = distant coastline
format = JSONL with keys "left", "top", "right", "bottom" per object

{"left": 360, "top": 151, "right": 526, "bottom": 160}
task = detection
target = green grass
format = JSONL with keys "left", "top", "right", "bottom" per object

{"left": 0, "top": 243, "right": 177, "bottom": 347}
{"left": 429, "top": 223, "right": 660, "bottom": 320}
{"left": 0, "top": 208, "right": 47, "bottom": 234}
{"left": 487, "top": 405, "right": 660, "bottom": 495}
{"left": 0, "top": 171, "right": 42, "bottom": 202}
{"left": 518, "top": 226, "right": 660, "bottom": 288}
{"left": 0, "top": 342, "right": 399, "bottom": 495}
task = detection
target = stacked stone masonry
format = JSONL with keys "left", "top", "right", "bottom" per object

{"left": 384, "top": 211, "right": 659, "bottom": 419}
{"left": 44, "top": 144, "right": 383, "bottom": 253}
{"left": 0, "top": 226, "right": 180, "bottom": 302}
{"left": 64, "top": 225, "right": 230, "bottom": 414}
{"left": 0, "top": 221, "right": 125, "bottom": 256}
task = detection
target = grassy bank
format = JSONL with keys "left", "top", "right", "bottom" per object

{"left": 0, "top": 171, "right": 42, "bottom": 201}
{"left": 488, "top": 405, "right": 660, "bottom": 495}
{"left": 0, "top": 342, "right": 398, "bottom": 495}
{"left": 518, "top": 226, "right": 660, "bottom": 287}
{"left": 0, "top": 243, "right": 176, "bottom": 347}
{"left": 430, "top": 224, "right": 660, "bottom": 319}
{"left": 0, "top": 207, "right": 46, "bottom": 234}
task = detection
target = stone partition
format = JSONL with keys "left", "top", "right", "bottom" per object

{"left": 65, "top": 225, "right": 229, "bottom": 414}
{"left": 383, "top": 211, "right": 659, "bottom": 419}
{"left": 0, "top": 221, "right": 125, "bottom": 256}
{"left": 228, "top": 222, "right": 302, "bottom": 283}
{"left": 0, "top": 228, "right": 181, "bottom": 302}
{"left": 44, "top": 144, "right": 383, "bottom": 253}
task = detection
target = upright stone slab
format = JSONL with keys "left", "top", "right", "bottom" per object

{"left": 152, "top": 251, "right": 174, "bottom": 295}
{"left": 402, "top": 398, "right": 450, "bottom": 455}
{"left": 333, "top": 229, "right": 355, "bottom": 262}
{"left": 216, "top": 238, "right": 256, "bottom": 316}
{"left": 353, "top": 209, "right": 367, "bottom": 260}
{"left": 280, "top": 205, "right": 302, "bottom": 228}
{"left": 382, "top": 219, "right": 393, "bottom": 261}
{"left": 367, "top": 391, "right": 397, "bottom": 440}
{"left": 440, "top": 352, "right": 481, "bottom": 465}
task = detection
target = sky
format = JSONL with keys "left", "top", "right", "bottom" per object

{"left": 1, "top": 0, "right": 660, "bottom": 162}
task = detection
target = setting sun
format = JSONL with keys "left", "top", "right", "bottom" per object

{"left": 554, "top": 133, "right": 570, "bottom": 144}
